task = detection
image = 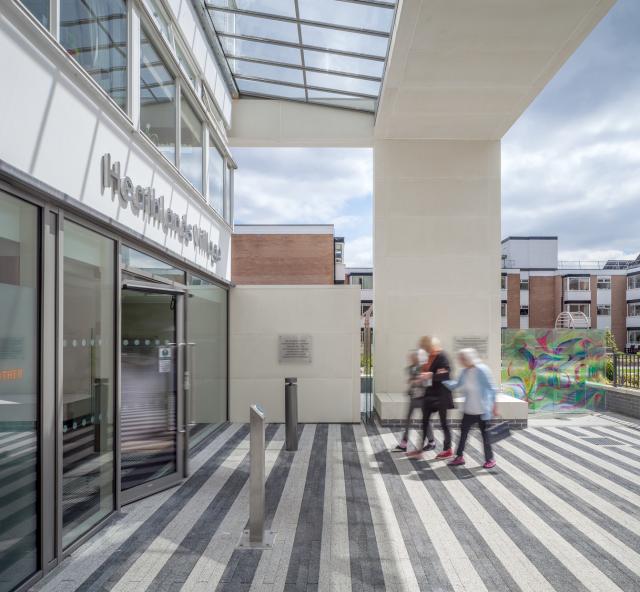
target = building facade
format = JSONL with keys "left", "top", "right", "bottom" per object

{"left": 0, "top": 1, "right": 235, "bottom": 589}
{"left": 501, "top": 237, "right": 640, "bottom": 350}
{"left": 346, "top": 267, "right": 374, "bottom": 351}
{"left": 231, "top": 225, "right": 344, "bottom": 285}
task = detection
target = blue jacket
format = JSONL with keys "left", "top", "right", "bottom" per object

{"left": 447, "top": 363, "right": 497, "bottom": 420}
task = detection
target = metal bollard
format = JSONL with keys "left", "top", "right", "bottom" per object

{"left": 285, "top": 377, "right": 298, "bottom": 451}
{"left": 238, "top": 404, "right": 275, "bottom": 549}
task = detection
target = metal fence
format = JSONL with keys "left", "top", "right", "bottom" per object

{"left": 613, "top": 353, "right": 640, "bottom": 389}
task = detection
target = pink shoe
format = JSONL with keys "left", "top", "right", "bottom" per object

{"left": 406, "top": 449, "right": 424, "bottom": 459}
{"left": 483, "top": 459, "right": 497, "bottom": 469}
{"left": 436, "top": 448, "right": 453, "bottom": 459}
{"left": 448, "top": 455, "right": 465, "bottom": 466}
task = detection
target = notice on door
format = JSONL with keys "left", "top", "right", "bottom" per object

{"left": 278, "top": 334, "right": 312, "bottom": 364}
{"left": 158, "top": 346, "right": 172, "bottom": 373}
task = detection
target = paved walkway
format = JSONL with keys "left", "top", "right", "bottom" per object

{"left": 33, "top": 415, "right": 640, "bottom": 592}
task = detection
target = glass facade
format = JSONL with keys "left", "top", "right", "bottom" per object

{"left": 140, "top": 27, "right": 176, "bottom": 163}
{"left": 60, "top": 0, "right": 128, "bottom": 109}
{"left": 62, "top": 222, "right": 115, "bottom": 547}
{"left": 188, "top": 276, "right": 228, "bottom": 431}
{"left": 180, "top": 96, "right": 203, "bottom": 192}
{"left": 21, "top": 0, "right": 50, "bottom": 28}
{"left": 208, "top": 136, "right": 224, "bottom": 216}
{"left": 0, "top": 193, "right": 39, "bottom": 592}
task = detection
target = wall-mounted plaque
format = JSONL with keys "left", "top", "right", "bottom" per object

{"left": 453, "top": 335, "right": 489, "bottom": 358}
{"left": 279, "top": 334, "right": 312, "bottom": 364}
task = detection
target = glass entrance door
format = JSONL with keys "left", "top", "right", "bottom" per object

{"left": 120, "top": 284, "right": 184, "bottom": 503}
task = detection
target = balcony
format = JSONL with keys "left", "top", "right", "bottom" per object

{"left": 627, "top": 288, "right": 640, "bottom": 301}
{"left": 565, "top": 290, "right": 591, "bottom": 301}
{"left": 627, "top": 316, "right": 640, "bottom": 328}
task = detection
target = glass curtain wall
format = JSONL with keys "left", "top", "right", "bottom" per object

{"left": 0, "top": 193, "right": 39, "bottom": 592}
{"left": 187, "top": 276, "right": 227, "bottom": 448}
{"left": 21, "top": 0, "right": 50, "bottom": 27}
{"left": 180, "top": 97, "right": 203, "bottom": 192}
{"left": 62, "top": 222, "right": 115, "bottom": 548}
{"left": 60, "top": 0, "right": 128, "bottom": 110}
{"left": 140, "top": 27, "right": 176, "bottom": 163}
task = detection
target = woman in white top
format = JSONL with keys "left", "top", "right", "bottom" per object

{"left": 446, "top": 348, "right": 498, "bottom": 469}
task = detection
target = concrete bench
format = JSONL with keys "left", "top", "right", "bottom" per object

{"left": 374, "top": 392, "right": 528, "bottom": 428}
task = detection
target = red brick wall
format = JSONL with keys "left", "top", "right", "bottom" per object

{"left": 529, "top": 276, "right": 559, "bottom": 328}
{"left": 506, "top": 274, "right": 520, "bottom": 328}
{"left": 611, "top": 275, "right": 627, "bottom": 350}
{"left": 231, "top": 234, "right": 334, "bottom": 285}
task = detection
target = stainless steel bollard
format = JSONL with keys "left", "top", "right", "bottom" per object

{"left": 249, "top": 404, "right": 265, "bottom": 542}
{"left": 285, "top": 377, "right": 298, "bottom": 451}
{"left": 238, "top": 404, "right": 275, "bottom": 549}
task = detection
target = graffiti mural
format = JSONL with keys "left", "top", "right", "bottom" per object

{"left": 501, "top": 329, "right": 607, "bottom": 413}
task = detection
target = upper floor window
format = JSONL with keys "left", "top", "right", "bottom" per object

{"left": 629, "top": 275, "right": 640, "bottom": 290}
{"left": 351, "top": 275, "right": 373, "bottom": 290}
{"left": 628, "top": 303, "right": 640, "bottom": 317}
{"left": 520, "top": 278, "right": 529, "bottom": 291}
{"left": 567, "top": 277, "right": 590, "bottom": 291}
{"left": 60, "top": 0, "right": 128, "bottom": 110}
{"left": 628, "top": 329, "right": 640, "bottom": 345}
{"left": 208, "top": 136, "right": 224, "bottom": 217}
{"left": 597, "top": 277, "right": 611, "bottom": 290}
{"left": 501, "top": 302, "right": 507, "bottom": 317}
{"left": 180, "top": 96, "right": 203, "bottom": 192}
{"left": 565, "top": 303, "right": 590, "bottom": 317}
{"left": 21, "top": 0, "right": 50, "bottom": 28}
{"left": 597, "top": 305, "right": 611, "bottom": 316}
{"left": 361, "top": 303, "right": 372, "bottom": 317}
{"left": 335, "top": 242, "right": 344, "bottom": 264}
{"left": 140, "top": 27, "right": 176, "bottom": 163}
{"left": 519, "top": 305, "right": 529, "bottom": 317}
{"left": 500, "top": 275, "right": 507, "bottom": 290}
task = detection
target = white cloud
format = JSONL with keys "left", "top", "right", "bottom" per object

{"left": 345, "top": 236, "right": 373, "bottom": 267}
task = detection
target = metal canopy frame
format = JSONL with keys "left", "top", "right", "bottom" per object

{"left": 202, "top": 0, "right": 397, "bottom": 113}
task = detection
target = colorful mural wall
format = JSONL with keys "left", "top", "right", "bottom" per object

{"left": 501, "top": 329, "right": 607, "bottom": 413}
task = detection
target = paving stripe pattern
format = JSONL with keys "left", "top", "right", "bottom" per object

{"left": 28, "top": 417, "right": 640, "bottom": 592}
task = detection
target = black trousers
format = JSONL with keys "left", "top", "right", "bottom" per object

{"left": 456, "top": 413, "right": 493, "bottom": 461}
{"left": 422, "top": 404, "right": 451, "bottom": 450}
{"left": 402, "top": 397, "right": 433, "bottom": 443}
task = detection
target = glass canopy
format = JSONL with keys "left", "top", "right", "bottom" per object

{"left": 205, "top": 0, "right": 397, "bottom": 112}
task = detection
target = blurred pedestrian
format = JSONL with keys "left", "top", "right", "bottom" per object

{"left": 446, "top": 348, "right": 498, "bottom": 469}
{"left": 407, "top": 336, "right": 452, "bottom": 459}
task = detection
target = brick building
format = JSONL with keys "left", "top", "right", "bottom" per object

{"left": 501, "top": 237, "right": 640, "bottom": 351}
{"left": 232, "top": 225, "right": 345, "bottom": 285}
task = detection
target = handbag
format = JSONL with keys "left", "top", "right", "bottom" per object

{"left": 486, "top": 420, "right": 511, "bottom": 444}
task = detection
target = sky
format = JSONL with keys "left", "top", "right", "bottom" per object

{"left": 233, "top": 0, "right": 640, "bottom": 267}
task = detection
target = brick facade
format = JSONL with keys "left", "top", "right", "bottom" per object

{"left": 506, "top": 273, "right": 520, "bottom": 328}
{"left": 528, "top": 276, "right": 559, "bottom": 328}
{"left": 231, "top": 234, "right": 334, "bottom": 285}
{"left": 612, "top": 275, "right": 627, "bottom": 350}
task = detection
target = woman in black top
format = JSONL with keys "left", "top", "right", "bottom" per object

{"left": 407, "top": 336, "right": 454, "bottom": 459}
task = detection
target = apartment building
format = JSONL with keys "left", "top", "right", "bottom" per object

{"left": 345, "top": 268, "right": 374, "bottom": 352}
{"left": 501, "top": 237, "right": 640, "bottom": 350}
{"left": 232, "top": 225, "right": 345, "bottom": 285}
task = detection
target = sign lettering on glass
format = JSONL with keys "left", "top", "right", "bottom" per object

{"left": 278, "top": 335, "right": 312, "bottom": 364}
{"left": 453, "top": 336, "right": 489, "bottom": 358}
{"left": 101, "top": 154, "right": 222, "bottom": 264}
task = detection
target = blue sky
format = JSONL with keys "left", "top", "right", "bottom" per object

{"left": 233, "top": 0, "right": 640, "bottom": 267}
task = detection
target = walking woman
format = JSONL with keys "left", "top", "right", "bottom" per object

{"left": 447, "top": 348, "right": 497, "bottom": 469}
{"left": 407, "top": 336, "right": 453, "bottom": 459}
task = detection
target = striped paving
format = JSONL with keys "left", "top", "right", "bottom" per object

{"left": 31, "top": 415, "right": 640, "bottom": 592}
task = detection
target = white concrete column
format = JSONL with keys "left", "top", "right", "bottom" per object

{"left": 373, "top": 139, "right": 501, "bottom": 395}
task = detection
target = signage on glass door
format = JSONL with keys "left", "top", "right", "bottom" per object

{"left": 101, "top": 154, "right": 222, "bottom": 263}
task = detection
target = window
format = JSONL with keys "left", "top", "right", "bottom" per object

{"left": 565, "top": 303, "right": 590, "bottom": 317}
{"left": 361, "top": 303, "right": 372, "bottom": 316}
{"left": 140, "top": 27, "right": 176, "bottom": 163}
{"left": 628, "top": 330, "right": 640, "bottom": 345}
{"left": 628, "top": 303, "right": 640, "bottom": 317}
{"left": 629, "top": 275, "right": 640, "bottom": 290}
{"left": 62, "top": 221, "right": 115, "bottom": 547}
{"left": 60, "top": 0, "right": 128, "bottom": 110}
{"left": 501, "top": 302, "right": 507, "bottom": 317}
{"left": 597, "top": 305, "right": 611, "bottom": 316}
{"left": 335, "top": 242, "right": 344, "bottom": 263}
{"left": 145, "top": 0, "right": 173, "bottom": 46}
{"left": 520, "top": 278, "right": 529, "bottom": 291}
{"left": 351, "top": 274, "right": 373, "bottom": 290}
{"left": 121, "top": 245, "right": 186, "bottom": 283}
{"left": 597, "top": 277, "right": 611, "bottom": 290}
{"left": 519, "top": 305, "right": 528, "bottom": 316}
{"left": 180, "top": 96, "right": 203, "bottom": 192}
{"left": 0, "top": 192, "right": 39, "bottom": 590}
{"left": 224, "top": 164, "right": 234, "bottom": 223}
{"left": 501, "top": 275, "right": 507, "bottom": 290}
{"left": 21, "top": 0, "right": 50, "bottom": 28}
{"left": 567, "top": 277, "right": 590, "bottom": 291}
{"left": 177, "top": 44, "right": 198, "bottom": 90}
{"left": 207, "top": 135, "right": 224, "bottom": 216}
